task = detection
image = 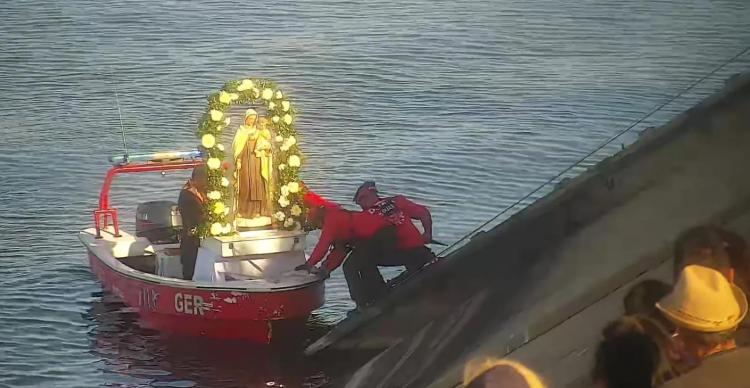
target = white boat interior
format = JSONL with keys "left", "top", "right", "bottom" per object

{"left": 79, "top": 226, "right": 321, "bottom": 291}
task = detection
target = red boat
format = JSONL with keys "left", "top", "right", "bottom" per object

{"left": 79, "top": 151, "right": 325, "bottom": 344}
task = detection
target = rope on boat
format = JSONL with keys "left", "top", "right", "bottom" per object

{"left": 437, "top": 43, "right": 750, "bottom": 257}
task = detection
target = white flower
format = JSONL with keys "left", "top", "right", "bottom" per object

{"left": 284, "top": 217, "right": 294, "bottom": 228}
{"left": 287, "top": 181, "right": 300, "bottom": 193}
{"left": 268, "top": 101, "right": 276, "bottom": 110}
{"left": 217, "top": 144, "right": 225, "bottom": 151}
{"left": 207, "top": 191, "right": 221, "bottom": 200}
{"left": 230, "top": 93, "right": 239, "bottom": 101}
{"left": 275, "top": 90, "right": 283, "bottom": 99}
{"left": 288, "top": 155, "right": 301, "bottom": 168}
{"left": 278, "top": 164, "right": 287, "bottom": 171}
{"left": 219, "top": 91, "right": 232, "bottom": 104}
{"left": 237, "top": 79, "right": 254, "bottom": 91}
{"left": 272, "top": 115, "right": 280, "bottom": 123}
{"left": 274, "top": 211, "right": 286, "bottom": 221}
{"left": 201, "top": 134, "right": 216, "bottom": 149}
{"left": 278, "top": 196, "right": 290, "bottom": 208}
{"left": 291, "top": 204, "right": 302, "bottom": 216}
{"left": 280, "top": 185, "right": 289, "bottom": 196}
{"left": 210, "top": 222, "right": 223, "bottom": 236}
{"left": 206, "top": 157, "right": 221, "bottom": 170}
{"left": 275, "top": 135, "right": 284, "bottom": 143}
{"left": 223, "top": 207, "right": 230, "bottom": 216}
{"left": 221, "top": 177, "right": 230, "bottom": 187}
{"left": 224, "top": 117, "right": 231, "bottom": 125}
{"left": 283, "top": 114, "right": 293, "bottom": 125}
{"left": 210, "top": 110, "right": 223, "bottom": 121}
{"left": 280, "top": 136, "right": 297, "bottom": 151}
{"left": 251, "top": 87, "right": 260, "bottom": 97}
{"left": 222, "top": 223, "right": 232, "bottom": 234}
{"left": 261, "top": 88, "right": 274, "bottom": 100}
{"left": 281, "top": 100, "right": 290, "bottom": 112}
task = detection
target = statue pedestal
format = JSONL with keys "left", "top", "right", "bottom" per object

{"left": 202, "top": 229, "right": 306, "bottom": 258}
{"left": 195, "top": 229, "right": 308, "bottom": 282}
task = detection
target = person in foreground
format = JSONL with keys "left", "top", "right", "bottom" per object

{"left": 623, "top": 279, "right": 674, "bottom": 332}
{"left": 672, "top": 225, "right": 750, "bottom": 345}
{"left": 656, "top": 264, "right": 749, "bottom": 387}
{"left": 463, "top": 357, "right": 546, "bottom": 388}
{"left": 178, "top": 165, "right": 207, "bottom": 280}
{"left": 673, "top": 224, "right": 750, "bottom": 299}
{"left": 592, "top": 315, "right": 681, "bottom": 388}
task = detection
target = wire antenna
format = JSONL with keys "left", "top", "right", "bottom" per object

{"left": 110, "top": 69, "right": 130, "bottom": 162}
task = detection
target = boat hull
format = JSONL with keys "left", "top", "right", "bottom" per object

{"left": 87, "top": 251, "right": 325, "bottom": 344}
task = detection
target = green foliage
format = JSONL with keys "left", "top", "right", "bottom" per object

{"left": 195, "top": 78, "right": 306, "bottom": 237}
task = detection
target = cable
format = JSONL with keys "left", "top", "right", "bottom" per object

{"left": 438, "top": 44, "right": 750, "bottom": 257}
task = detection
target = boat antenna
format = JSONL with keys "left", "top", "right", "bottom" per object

{"left": 111, "top": 69, "right": 130, "bottom": 163}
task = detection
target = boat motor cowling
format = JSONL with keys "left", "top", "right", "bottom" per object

{"left": 135, "top": 201, "right": 182, "bottom": 244}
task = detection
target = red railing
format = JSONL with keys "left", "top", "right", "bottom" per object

{"left": 95, "top": 159, "right": 203, "bottom": 238}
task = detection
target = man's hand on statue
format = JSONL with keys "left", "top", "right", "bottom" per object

{"left": 294, "top": 263, "right": 312, "bottom": 272}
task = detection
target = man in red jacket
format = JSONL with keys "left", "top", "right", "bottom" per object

{"left": 298, "top": 186, "right": 435, "bottom": 308}
{"left": 354, "top": 181, "right": 433, "bottom": 246}
{"left": 347, "top": 181, "right": 435, "bottom": 305}
{"left": 296, "top": 190, "right": 392, "bottom": 306}
{"left": 353, "top": 181, "right": 435, "bottom": 263}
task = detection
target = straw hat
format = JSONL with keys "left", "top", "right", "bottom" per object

{"left": 463, "top": 358, "right": 546, "bottom": 388}
{"left": 656, "top": 265, "right": 747, "bottom": 332}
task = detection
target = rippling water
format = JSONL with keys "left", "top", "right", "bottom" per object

{"left": 1, "top": 0, "right": 749, "bottom": 386}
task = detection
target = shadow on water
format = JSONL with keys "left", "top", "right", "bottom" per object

{"left": 81, "top": 291, "right": 366, "bottom": 388}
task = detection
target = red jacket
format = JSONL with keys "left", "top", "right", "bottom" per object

{"left": 307, "top": 208, "right": 391, "bottom": 271}
{"left": 366, "top": 196, "right": 429, "bottom": 250}
{"left": 303, "top": 190, "right": 340, "bottom": 210}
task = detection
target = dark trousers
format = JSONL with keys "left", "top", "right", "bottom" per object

{"left": 342, "top": 227, "right": 434, "bottom": 307}
{"left": 180, "top": 235, "right": 199, "bottom": 280}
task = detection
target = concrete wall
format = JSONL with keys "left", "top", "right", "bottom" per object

{"left": 427, "top": 212, "right": 750, "bottom": 388}
{"left": 336, "top": 73, "right": 750, "bottom": 388}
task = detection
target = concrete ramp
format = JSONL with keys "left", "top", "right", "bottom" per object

{"left": 312, "top": 72, "right": 750, "bottom": 388}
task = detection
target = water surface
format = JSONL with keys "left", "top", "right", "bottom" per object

{"left": 1, "top": 0, "right": 749, "bottom": 386}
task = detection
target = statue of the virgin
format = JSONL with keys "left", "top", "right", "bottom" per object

{"left": 231, "top": 108, "right": 274, "bottom": 228}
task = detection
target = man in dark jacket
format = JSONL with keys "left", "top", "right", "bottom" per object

{"left": 178, "top": 165, "right": 207, "bottom": 280}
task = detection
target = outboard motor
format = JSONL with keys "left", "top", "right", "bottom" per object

{"left": 135, "top": 201, "right": 182, "bottom": 244}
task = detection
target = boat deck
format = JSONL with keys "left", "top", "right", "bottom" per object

{"left": 79, "top": 228, "right": 321, "bottom": 291}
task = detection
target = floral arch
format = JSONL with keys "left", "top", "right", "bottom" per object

{"left": 196, "top": 78, "right": 306, "bottom": 237}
